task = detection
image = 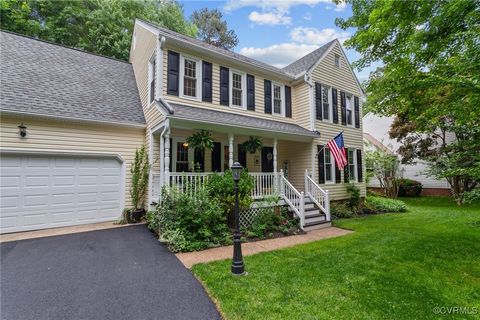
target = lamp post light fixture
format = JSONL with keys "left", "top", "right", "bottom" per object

{"left": 18, "top": 123, "right": 27, "bottom": 138}
{"left": 231, "top": 161, "right": 245, "bottom": 275}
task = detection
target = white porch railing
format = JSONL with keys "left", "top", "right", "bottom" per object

{"left": 279, "top": 171, "right": 305, "bottom": 228}
{"left": 250, "top": 172, "right": 278, "bottom": 199}
{"left": 304, "top": 169, "right": 331, "bottom": 221}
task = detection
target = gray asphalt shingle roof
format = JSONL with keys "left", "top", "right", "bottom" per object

{"left": 282, "top": 40, "right": 335, "bottom": 76}
{"left": 163, "top": 102, "right": 318, "bottom": 137}
{"left": 0, "top": 31, "right": 145, "bottom": 125}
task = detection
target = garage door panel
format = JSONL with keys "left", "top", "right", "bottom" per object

{"left": 0, "top": 154, "right": 123, "bottom": 233}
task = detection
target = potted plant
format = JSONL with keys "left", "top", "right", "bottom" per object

{"left": 186, "top": 130, "right": 214, "bottom": 170}
{"left": 242, "top": 136, "right": 263, "bottom": 154}
{"left": 128, "top": 145, "right": 149, "bottom": 223}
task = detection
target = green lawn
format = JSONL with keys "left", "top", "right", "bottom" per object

{"left": 192, "top": 197, "right": 480, "bottom": 320}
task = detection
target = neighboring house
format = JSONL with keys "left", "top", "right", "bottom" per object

{"left": 0, "top": 19, "right": 365, "bottom": 233}
{"left": 363, "top": 113, "right": 450, "bottom": 195}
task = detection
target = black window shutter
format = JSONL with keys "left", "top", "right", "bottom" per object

{"left": 354, "top": 96, "right": 360, "bottom": 128}
{"left": 238, "top": 144, "right": 247, "bottom": 168}
{"left": 220, "top": 66, "right": 229, "bottom": 106}
{"left": 357, "top": 149, "right": 363, "bottom": 182}
{"left": 264, "top": 80, "right": 272, "bottom": 114}
{"left": 340, "top": 91, "right": 347, "bottom": 125}
{"left": 317, "top": 145, "right": 325, "bottom": 184}
{"left": 315, "top": 82, "right": 322, "bottom": 120}
{"left": 344, "top": 148, "right": 349, "bottom": 183}
{"left": 285, "top": 86, "right": 292, "bottom": 118}
{"left": 332, "top": 88, "right": 339, "bottom": 124}
{"left": 202, "top": 61, "right": 212, "bottom": 102}
{"left": 247, "top": 74, "right": 255, "bottom": 111}
{"left": 167, "top": 51, "right": 179, "bottom": 96}
{"left": 335, "top": 164, "right": 341, "bottom": 183}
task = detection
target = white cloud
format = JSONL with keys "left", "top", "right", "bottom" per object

{"left": 248, "top": 11, "right": 292, "bottom": 25}
{"left": 224, "top": 0, "right": 329, "bottom": 12}
{"left": 303, "top": 12, "right": 312, "bottom": 20}
{"left": 334, "top": 2, "right": 347, "bottom": 11}
{"left": 290, "top": 27, "right": 350, "bottom": 45}
{"left": 240, "top": 43, "right": 318, "bottom": 67}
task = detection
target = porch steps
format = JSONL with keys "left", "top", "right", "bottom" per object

{"left": 288, "top": 197, "right": 332, "bottom": 232}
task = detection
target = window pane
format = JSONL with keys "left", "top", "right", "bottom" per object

{"left": 176, "top": 142, "right": 189, "bottom": 172}
{"left": 326, "top": 164, "right": 332, "bottom": 181}
{"left": 346, "top": 96, "right": 352, "bottom": 124}
{"left": 322, "top": 87, "right": 329, "bottom": 120}
{"left": 274, "top": 85, "right": 282, "bottom": 114}
{"left": 348, "top": 149, "right": 355, "bottom": 180}
{"left": 232, "top": 73, "right": 242, "bottom": 106}
{"left": 183, "top": 59, "right": 197, "bottom": 97}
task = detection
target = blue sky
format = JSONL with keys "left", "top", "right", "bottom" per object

{"left": 180, "top": 0, "right": 376, "bottom": 81}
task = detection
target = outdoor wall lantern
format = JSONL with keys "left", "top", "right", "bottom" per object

{"left": 231, "top": 161, "right": 245, "bottom": 275}
{"left": 18, "top": 123, "right": 27, "bottom": 138}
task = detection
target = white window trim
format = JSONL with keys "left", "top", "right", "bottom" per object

{"left": 179, "top": 53, "right": 202, "bottom": 101}
{"left": 324, "top": 148, "right": 336, "bottom": 184}
{"left": 335, "top": 54, "right": 341, "bottom": 68}
{"left": 348, "top": 148, "right": 358, "bottom": 182}
{"left": 147, "top": 53, "right": 156, "bottom": 106}
{"left": 133, "top": 31, "right": 136, "bottom": 50}
{"left": 346, "top": 93, "right": 354, "bottom": 127}
{"left": 272, "top": 82, "right": 285, "bottom": 117}
{"left": 229, "top": 69, "right": 247, "bottom": 109}
{"left": 172, "top": 137, "right": 194, "bottom": 172}
{"left": 322, "top": 85, "right": 333, "bottom": 123}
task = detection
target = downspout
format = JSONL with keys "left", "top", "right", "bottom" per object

{"left": 304, "top": 72, "right": 317, "bottom": 178}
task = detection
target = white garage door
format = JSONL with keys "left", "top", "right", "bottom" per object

{"left": 0, "top": 153, "right": 123, "bottom": 234}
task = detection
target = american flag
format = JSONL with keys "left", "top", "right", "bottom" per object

{"left": 327, "top": 132, "right": 347, "bottom": 170}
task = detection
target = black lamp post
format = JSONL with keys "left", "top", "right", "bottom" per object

{"left": 231, "top": 162, "right": 245, "bottom": 275}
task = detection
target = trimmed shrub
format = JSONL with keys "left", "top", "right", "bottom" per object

{"left": 330, "top": 201, "right": 355, "bottom": 219}
{"left": 463, "top": 189, "right": 480, "bottom": 204}
{"left": 364, "top": 196, "right": 407, "bottom": 213}
{"left": 243, "top": 206, "right": 299, "bottom": 239}
{"left": 398, "top": 178, "right": 423, "bottom": 197}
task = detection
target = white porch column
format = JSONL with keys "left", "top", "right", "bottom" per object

{"left": 273, "top": 137, "right": 278, "bottom": 193}
{"left": 164, "top": 129, "right": 170, "bottom": 186}
{"left": 228, "top": 133, "right": 234, "bottom": 168}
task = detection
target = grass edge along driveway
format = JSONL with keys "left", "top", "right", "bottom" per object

{"left": 192, "top": 197, "right": 480, "bottom": 320}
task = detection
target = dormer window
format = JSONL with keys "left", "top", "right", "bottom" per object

{"left": 273, "top": 84, "right": 283, "bottom": 115}
{"left": 179, "top": 54, "right": 201, "bottom": 100}
{"left": 232, "top": 73, "right": 243, "bottom": 106}
{"left": 335, "top": 54, "right": 340, "bottom": 68}
{"left": 148, "top": 54, "right": 156, "bottom": 104}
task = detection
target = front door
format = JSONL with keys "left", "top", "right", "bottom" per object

{"left": 261, "top": 147, "right": 274, "bottom": 172}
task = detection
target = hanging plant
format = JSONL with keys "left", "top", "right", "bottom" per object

{"left": 186, "top": 130, "right": 215, "bottom": 152}
{"left": 242, "top": 136, "right": 263, "bottom": 154}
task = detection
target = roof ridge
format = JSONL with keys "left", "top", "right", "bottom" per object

{"left": 0, "top": 29, "right": 132, "bottom": 65}
{"left": 136, "top": 19, "right": 292, "bottom": 76}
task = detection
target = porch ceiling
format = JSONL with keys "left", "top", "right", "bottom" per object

{"left": 161, "top": 102, "right": 318, "bottom": 141}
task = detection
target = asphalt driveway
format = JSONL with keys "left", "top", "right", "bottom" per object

{"left": 1, "top": 225, "right": 221, "bottom": 320}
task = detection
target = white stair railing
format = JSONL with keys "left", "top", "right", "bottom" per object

{"left": 279, "top": 170, "right": 305, "bottom": 228}
{"left": 304, "top": 170, "right": 331, "bottom": 221}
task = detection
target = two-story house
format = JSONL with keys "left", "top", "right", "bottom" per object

{"left": 0, "top": 21, "right": 364, "bottom": 233}
{"left": 130, "top": 20, "right": 365, "bottom": 227}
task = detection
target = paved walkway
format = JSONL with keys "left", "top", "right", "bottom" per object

{"left": 1, "top": 225, "right": 220, "bottom": 320}
{"left": 176, "top": 226, "right": 352, "bottom": 268}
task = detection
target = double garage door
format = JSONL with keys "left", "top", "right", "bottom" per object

{"left": 0, "top": 153, "right": 123, "bottom": 234}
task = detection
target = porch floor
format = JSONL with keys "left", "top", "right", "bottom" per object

{"left": 175, "top": 227, "right": 352, "bottom": 268}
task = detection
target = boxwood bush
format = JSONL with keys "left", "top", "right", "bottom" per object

{"left": 398, "top": 178, "right": 423, "bottom": 197}
{"left": 364, "top": 196, "right": 408, "bottom": 213}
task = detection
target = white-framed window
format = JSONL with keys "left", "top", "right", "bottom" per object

{"left": 148, "top": 53, "right": 156, "bottom": 104}
{"left": 348, "top": 148, "right": 357, "bottom": 182}
{"left": 176, "top": 142, "right": 190, "bottom": 172}
{"left": 346, "top": 93, "right": 353, "bottom": 126}
{"left": 229, "top": 70, "right": 246, "bottom": 108}
{"left": 322, "top": 85, "right": 331, "bottom": 122}
{"left": 324, "top": 148, "right": 335, "bottom": 183}
{"left": 179, "top": 54, "right": 201, "bottom": 100}
{"left": 272, "top": 83, "right": 284, "bottom": 115}
{"left": 335, "top": 54, "right": 340, "bottom": 68}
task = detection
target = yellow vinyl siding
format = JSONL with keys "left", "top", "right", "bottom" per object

{"left": 161, "top": 45, "right": 298, "bottom": 125}
{"left": 293, "top": 83, "right": 311, "bottom": 130}
{"left": 0, "top": 115, "right": 145, "bottom": 207}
